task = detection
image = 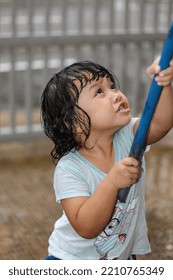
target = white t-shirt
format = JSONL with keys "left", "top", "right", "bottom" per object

{"left": 48, "top": 118, "right": 151, "bottom": 259}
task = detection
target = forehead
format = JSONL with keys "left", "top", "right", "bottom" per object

{"left": 88, "top": 75, "right": 113, "bottom": 89}
{"left": 73, "top": 72, "right": 112, "bottom": 90}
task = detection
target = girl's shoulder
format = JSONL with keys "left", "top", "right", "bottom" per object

{"left": 55, "top": 150, "right": 88, "bottom": 176}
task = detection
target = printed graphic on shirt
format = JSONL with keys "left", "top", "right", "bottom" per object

{"left": 94, "top": 196, "right": 139, "bottom": 259}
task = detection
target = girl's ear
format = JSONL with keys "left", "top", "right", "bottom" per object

{"left": 73, "top": 117, "right": 88, "bottom": 146}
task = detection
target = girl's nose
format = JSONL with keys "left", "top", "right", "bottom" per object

{"left": 111, "top": 90, "right": 122, "bottom": 103}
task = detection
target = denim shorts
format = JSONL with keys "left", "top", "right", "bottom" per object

{"left": 45, "top": 255, "right": 61, "bottom": 260}
{"left": 44, "top": 255, "right": 136, "bottom": 260}
{"left": 128, "top": 254, "right": 136, "bottom": 260}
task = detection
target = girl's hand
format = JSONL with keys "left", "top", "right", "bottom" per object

{"left": 108, "top": 157, "right": 141, "bottom": 190}
{"left": 146, "top": 56, "right": 173, "bottom": 87}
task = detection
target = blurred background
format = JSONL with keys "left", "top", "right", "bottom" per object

{"left": 0, "top": 0, "right": 173, "bottom": 260}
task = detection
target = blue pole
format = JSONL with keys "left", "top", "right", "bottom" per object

{"left": 118, "top": 22, "right": 173, "bottom": 203}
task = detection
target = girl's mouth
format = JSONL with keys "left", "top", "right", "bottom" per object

{"left": 117, "top": 102, "right": 129, "bottom": 112}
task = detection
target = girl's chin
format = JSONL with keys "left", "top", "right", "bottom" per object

{"left": 121, "top": 114, "right": 132, "bottom": 124}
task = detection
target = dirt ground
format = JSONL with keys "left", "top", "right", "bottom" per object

{"left": 0, "top": 135, "right": 173, "bottom": 260}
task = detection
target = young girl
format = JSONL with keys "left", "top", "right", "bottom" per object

{"left": 41, "top": 60, "right": 173, "bottom": 260}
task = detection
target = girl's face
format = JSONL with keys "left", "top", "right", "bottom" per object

{"left": 76, "top": 75, "right": 131, "bottom": 136}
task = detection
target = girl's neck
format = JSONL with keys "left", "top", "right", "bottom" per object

{"left": 78, "top": 134, "right": 115, "bottom": 173}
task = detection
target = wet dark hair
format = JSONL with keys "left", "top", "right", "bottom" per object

{"left": 41, "top": 61, "right": 119, "bottom": 161}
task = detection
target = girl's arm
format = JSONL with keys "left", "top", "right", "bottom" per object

{"left": 134, "top": 59, "right": 173, "bottom": 144}
{"left": 61, "top": 157, "right": 140, "bottom": 239}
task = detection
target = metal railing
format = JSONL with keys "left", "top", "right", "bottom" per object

{"left": 0, "top": 0, "right": 173, "bottom": 141}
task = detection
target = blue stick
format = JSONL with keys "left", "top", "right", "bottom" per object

{"left": 118, "top": 22, "right": 173, "bottom": 203}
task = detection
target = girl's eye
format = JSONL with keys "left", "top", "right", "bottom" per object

{"left": 111, "top": 84, "right": 117, "bottom": 90}
{"left": 96, "top": 89, "right": 102, "bottom": 95}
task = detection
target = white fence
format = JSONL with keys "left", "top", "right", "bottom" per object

{"left": 0, "top": 0, "right": 173, "bottom": 141}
